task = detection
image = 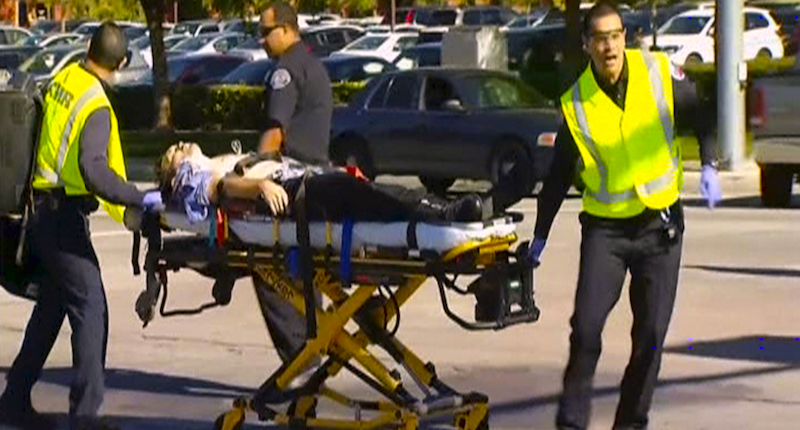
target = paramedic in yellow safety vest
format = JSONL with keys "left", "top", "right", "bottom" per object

{"left": 527, "top": 3, "right": 721, "bottom": 430}
{"left": 0, "top": 22, "right": 163, "bottom": 430}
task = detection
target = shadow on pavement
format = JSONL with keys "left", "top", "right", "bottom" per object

{"left": 685, "top": 264, "right": 800, "bottom": 278}
{"left": 482, "top": 352, "right": 800, "bottom": 419}
{"left": 0, "top": 367, "right": 254, "bottom": 400}
{"left": 682, "top": 195, "right": 800, "bottom": 209}
{"left": 665, "top": 335, "right": 800, "bottom": 365}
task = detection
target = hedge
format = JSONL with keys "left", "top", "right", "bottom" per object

{"left": 111, "top": 81, "right": 368, "bottom": 131}
{"left": 519, "top": 55, "right": 797, "bottom": 104}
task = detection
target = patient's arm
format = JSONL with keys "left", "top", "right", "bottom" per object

{"left": 210, "top": 175, "right": 289, "bottom": 216}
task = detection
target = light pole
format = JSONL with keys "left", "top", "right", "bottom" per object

{"left": 717, "top": 0, "right": 746, "bottom": 170}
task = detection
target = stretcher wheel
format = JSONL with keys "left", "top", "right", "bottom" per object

{"left": 213, "top": 410, "right": 244, "bottom": 430}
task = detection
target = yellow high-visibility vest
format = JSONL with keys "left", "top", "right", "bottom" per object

{"left": 561, "top": 49, "right": 682, "bottom": 219}
{"left": 32, "top": 63, "right": 127, "bottom": 223}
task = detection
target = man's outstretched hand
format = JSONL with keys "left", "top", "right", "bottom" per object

{"left": 699, "top": 165, "right": 722, "bottom": 209}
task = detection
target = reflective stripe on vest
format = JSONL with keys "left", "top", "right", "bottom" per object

{"left": 564, "top": 50, "right": 680, "bottom": 214}
{"left": 35, "top": 83, "right": 104, "bottom": 186}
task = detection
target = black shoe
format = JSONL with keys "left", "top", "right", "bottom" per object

{"left": 0, "top": 401, "right": 58, "bottom": 430}
{"left": 73, "top": 416, "right": 121, "bottom": 430}
{"left": 443, "top": 194, "right": 484, "bottom": 222}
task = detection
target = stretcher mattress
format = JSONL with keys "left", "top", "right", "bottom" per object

{"left": 161, "top": 212, "right": 517, "bottom": 253}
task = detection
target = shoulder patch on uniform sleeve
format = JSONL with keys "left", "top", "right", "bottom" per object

{"left": 670, "top": 62, "right": 685, "bottom": 81}
{"left": 270, "top": 68, "right": 292, "bottom": 90}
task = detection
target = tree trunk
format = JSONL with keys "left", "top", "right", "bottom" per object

{"left": 142, "top": 0, "right": 171, "bottom": 129}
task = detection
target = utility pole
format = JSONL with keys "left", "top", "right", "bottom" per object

{"left": 717, "top": 0, "right": 746, "bottom": 170}
{"left": 390, "top": 0, "right": 396, "bottom": 32}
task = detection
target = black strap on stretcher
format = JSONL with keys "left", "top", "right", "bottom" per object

{"left": 233, "top": 151, "right": 282, "bottom": 176}
{"left": 294, "top": 171, "right": 317, "bottom": 339}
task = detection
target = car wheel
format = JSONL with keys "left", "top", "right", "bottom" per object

{"left": 760, "top": 164, "right": 794, "bottom": 208}
{"left": 756, "top": 48, "right": 772, "bottom": 60}
{"left": 490, "top": 143, "right": 532, "bottom": 188}
{"left": 684, "top": 53, "right": 702, "bottom": 65}
{"left": 419, "top": 177, "right": 455, "bottom": 196}
{"left": 331, "top": 137, "right": 376, "bottom": 180}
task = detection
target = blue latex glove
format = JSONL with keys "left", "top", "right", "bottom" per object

{"left": 526, "top": 237, "right": 547, "bottom": 268}
{"left": 141, "top": 191, "right": 165, "bottom": 212}
{"left": 699, "top": 165, "right": 722, "bottom": 209}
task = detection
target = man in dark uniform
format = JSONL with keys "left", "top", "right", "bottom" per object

{"left": 259, "top": 0, "right": 333, "bottom": 165}
{"left": 527, "top": 3, "right": 721, "bottom": 430}
{"left": 0, "top": 23, "right": 163, "bottom": 430}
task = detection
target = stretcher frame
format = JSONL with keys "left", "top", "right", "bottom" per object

{"left": 133, "top": 209, "right": 540, "bottom": 430}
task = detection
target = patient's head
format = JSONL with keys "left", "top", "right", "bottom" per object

{"left": 156, "top": 142, "right": 207, "bottom": 189}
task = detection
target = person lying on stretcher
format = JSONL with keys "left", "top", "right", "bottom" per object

{"left": 155, "top": 142, "right": 530, "bottom": 223}
{"left": 155, "top": 142, "right": 486, "bottom": 223}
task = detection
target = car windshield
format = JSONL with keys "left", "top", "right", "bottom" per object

{"left": 171, "top": 35, "right": 213, "bottom": 51}
{"left": 659, "top": 16, "right": 711, "bottom": 35}
{"left": 165, "top": 36, "right": 187, "bottom": 49}
{"left": 507, "top": 11, "right": 546, "bottom": 28}
{"left": 239, "top": 37, "right": 262, "bottom": 49}
{"left": 22, "top": 35, "right": 43, "bottom": 46}
{"left": 20, "top": 49, "right": 75, "bottom": 75}
{"left": 461, "top": 75, "right": 548, "bottom": 110}
{"left": 76, "top": 24, "right": 98, "bottom": 35}
{"left": 347, "top": 36, "right": 387, "bottom": 51}
{"left": 173, "top": 22, "right": 200, "bottom": 35}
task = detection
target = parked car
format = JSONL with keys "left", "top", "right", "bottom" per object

{"left": 382, "top": 7, "right": 461, "bottom": 27}
{"left": 0, "top": 26, "right": 33, "bottom": 46}
{"left": 461, "top": 6, "right": 518, "bottom": 27}
{"left": 322, "top": 56, "right": 395, "bottom": 83}
{"left": 30, "top": 19, "right": 60, "bottom": 35}
{"left": 331, "top": 32, "right": 418, "bottom": 63}
{"left": 749, "top": 61, "right": 800, "bottom": 207}
{"left": 394, "top": 42, "right": 441, "bottom": 70}
{"left": 22, "top": 32, "right": 83, "bottom": 48}
{"left": 330, "top": 68, "right": 558, "bottom": 193}
{"left": 169, "top": 33, "right": 246, "bottom": 57}
{"left": 18, "top": 46, "right": 85, "bottom": 87}
{"left": 501, "top": 8, "right": 565, "bottom": 31}
{"left": 301, "top": 25, "right": 365, "bottom": 57}
{"left": 228, "top": 37, "right": 268, "bottom": 61}
{"left": 73, "top": 22, "right": 101, "bottom": 39}
{"left": 135, "top": 34, "right": 189, "bottom": 66}
{"left": 0, "top": 32, "right": 82, "bottom": 70}
{"left": 124, "top": 54, "right": 247, "bottom": 86}
{"left": 769, "top": 5, "right": 800, "bottom": 55}
{"left": 171, "top": 20, "right": 221, "bottom": 37}
{"left": 644, "top": 7, "right": 784, "bottom": 65}
{"left": 19, "top": 45, "right": 148, "bottom": 88}
{"left": 220, "top": 59, "right": 275, "bottom": 85}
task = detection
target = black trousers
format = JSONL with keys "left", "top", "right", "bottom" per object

{"left": 2, "top": 195, "right": 108, "bottom": 429}
{"left": 281, "top": 171, "right": 528, "bottom": 222}
{"left": 556, "top": 204, "right": 683, "bottom": 430}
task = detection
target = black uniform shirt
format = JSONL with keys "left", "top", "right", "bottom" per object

{"left": 533, "top": 57, "right": 717, "bottom": 240}
{"left": 266, "top": 41, "right": 333, "bottom": 165}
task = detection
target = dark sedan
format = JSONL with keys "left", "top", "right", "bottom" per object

{"left": 330, "top": 68, "right": 559, "bottom": 194}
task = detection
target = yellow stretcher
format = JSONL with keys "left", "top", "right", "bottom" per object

{"left": 131, "top": 206, "right": 540, "bottom": 430}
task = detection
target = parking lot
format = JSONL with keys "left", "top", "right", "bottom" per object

{"left": 1, "top": 169, "right": 799, "bottom": 430}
